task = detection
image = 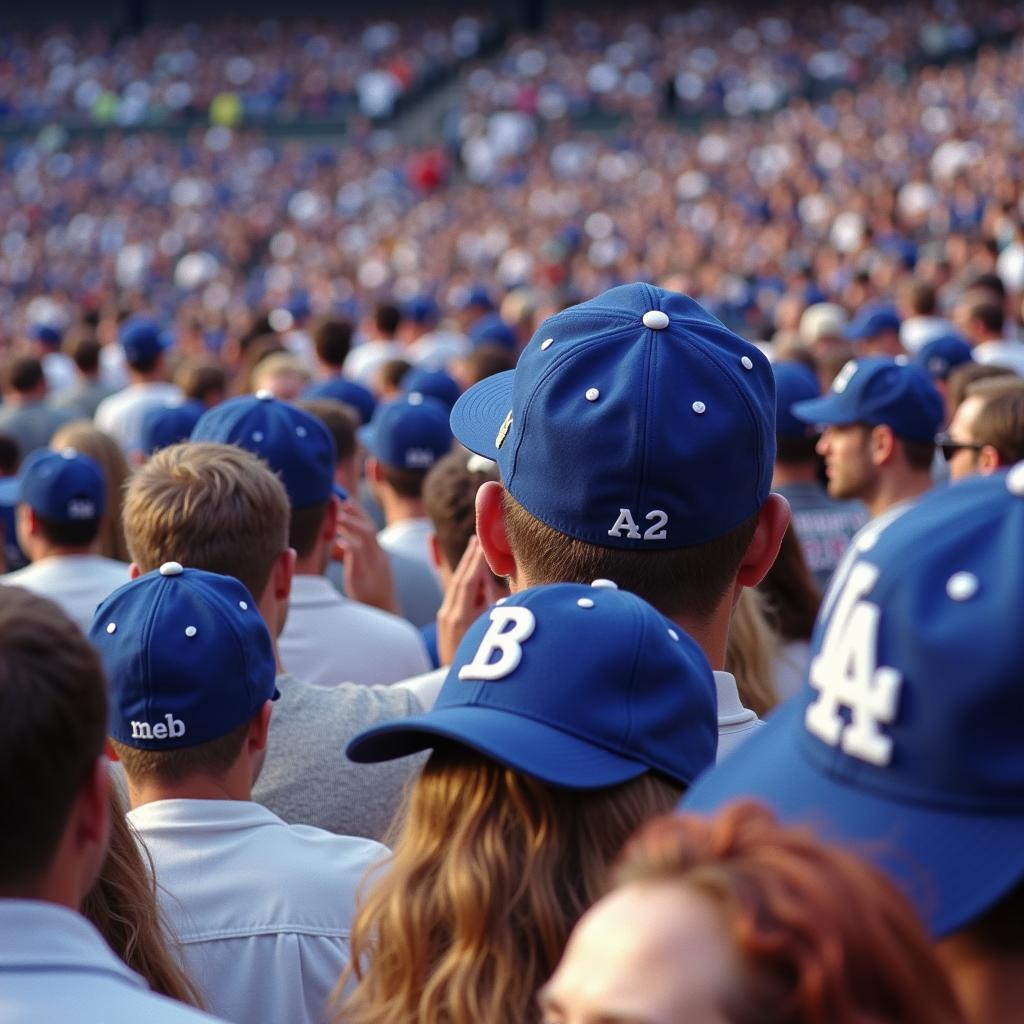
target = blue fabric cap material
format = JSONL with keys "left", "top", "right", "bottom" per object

{"left": 682, "top": 470, "right": 1024, "bottom": 937}
{"left": 30, "top": 324, "right": 62, "bottom": 346}
{"left": 17, "top": 448, "right": 106, "bottom": 522}
{"left": 140, "top": 401, "right": 205, "bottom": 456}
{"left": 914, "top": 334, "right": 974, "bottom": 380}
{"left": 459, "top": 285, "right": 494, "bottom": 311}
{"left": 347, "top": 581, "right": 717, "bottom": 788}
{"left": 791, "top": 357, "right": 943, "bottom": 443}
{"left": 362, "top": 394, "right": 453, "bottom": 471}
{"left": 450, "top": 282, "right": 776, "bottom": 548}
{"left": 469, "top": 313, "right": 517, "bottom": 350}
{"left": 773, "top": 361, "right": 821, "bottom": 439}
{"left": 843, "top": 304, "right": 901, "bottom": 340}
{"left": 403, "top": 367, "right": 461, "bottom": 411}
{"left": 93, "top": 564, "right": 277, "bottom": 751}
{"left": 120, "top": 316, "right": 171, "bottom": 367}
{"left": 302, "top": 377, "right": 377, "bottom": 426}
{"left": 405, "top": 294, "right": 440, "bottom": 325}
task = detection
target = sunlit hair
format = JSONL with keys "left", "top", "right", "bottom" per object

{"left": 614, "top": 802, "right": 965, "bottom": 1024}
{"left": 51, "top": 420, "right": 132, "bottom": 562}
{"left": 335, "top": 746, "right": 682, "bottom": 1024}
{"left": 724, "top": 588, "right": 779, "bottom": 718}
{"left": 82, "top": 785, "right": 204, "bottom": 1008}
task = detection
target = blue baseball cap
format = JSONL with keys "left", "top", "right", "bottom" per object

{"left": 402, "top": 367, "right": 461, "bottom": 411}
{"left": 914, "top": 333, "right": 974, "bottom": 381}
{"left": 450, "top": 283, "right": 776, "bottom": 548}
{"left": 843, "top": 304, "right": 901, "bottom": 341}
{"left": 93, "top": 562, "right": 278, "bottom": 751}
{"left": 405, "top": 294, "right": 440, "bottom": 326}
{"left": 469, "top": 312, "right": 517, "bottom": 350}
{"left": 361, "top": 394, "right": 453, "bottom": 471}
{"left": 773, "top": 361, "right": 821, "bottom": 439}
{"left": 191, "top": 391, "right": 340, "bottom": 508}
{"left": 302, "top": 377, "right": 377, "bottom": 426}
{"left": 682, "top": 469, "right": 1024, "bottom": 936}
{"left": 347, "top": 581, "right": 717, "bottom": 788}
{"left": 140, "top": 401, "right": 205, "bottom": 457}
{"left": 120, "top": 316, "right": 171, "bottom": 368}
{"left": 17, "top": 448, "right": 106, "bottom": 522}
{"left": 29, "top": 323, "right": 62, "bottom": 347}
{"left": 791, "top": 357, "right": 943, "bottom": 443}
{"left": 458, "top": 284, "right": 494, "bottom": 312}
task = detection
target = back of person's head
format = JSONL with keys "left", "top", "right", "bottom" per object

{"left": 119, "top": 317, "right": 168, "bottom": 375}
{"left": 946, "top": 361, "right": 1015, "bottom": 417}
{"left": 0, "top": 587, "right": 108, "bottom": 898}
{"left": 296, "top": 398, "right": 360, "bottom": 465}
{"left": 905, "top": 279, "right": 938, "bottom": 317}
{"left": 175, "top": 359, "right": 227, "bottom": 406}
{"left": 313, "top": 317, "right": 354, "bottom": 369}
{"left": 0, "top": 432, "right": 20, "bottom": 476}
{"left": 123, "top": 442, "right": 289, "bottom": 601}
{"left": 375, "top": 357, "right": 412, "bottom": 396}
{"left": 541, "top": 802, "right": 963, "bottom": 1024}
{"left": 68, "top": 334, "right": 102, "bottom": 376}
{"left": 724, "top": 588, "right": 779, "bottom": 719}
{"left": 16, "top": 448, "right": 107, "bottom": 551}
{"left": 50, "top": 421, "right": 132, "bottom": 563}
{"left": 250, "top": 350, "right": 311, "bottom": 400}
{"left": 4, "top": 355, "right": 44, "bottom": 396}
{"left": 967, "top": 299, "right": 1004, "bottom": 337}
{"left": 422, "top": 450, "right": 499, "bottom": 572}
{"left": 459, "top": 343, "right": 516, "bottom": 388}
{"left": 758, "top": 524, "right": 821, "bottom": 644}
{"left": 374, "top": 302, "right": 402, "bottom": 338}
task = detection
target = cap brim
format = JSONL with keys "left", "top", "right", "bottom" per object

{"left": 683, "top": 698, "right": 1024, "bottom": 936}
{"left": 347, "top": 704, "right": 651, "bottom": 790}
{"left": 0, "top": 476, "right": 21, "bottom": 506}
{"left": 449, "top": 370, "right": 515, "bottom": 460}
{"left": 790, "top": 395, "right": 858, "bottom": 427}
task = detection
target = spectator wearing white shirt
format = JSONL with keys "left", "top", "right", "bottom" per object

{"left": 93, "top": 563, "right": 386, "bottom": 1024}
{"left": 1, "top": 448, "right": 128, "bottom": 632}
{"left": 364, "top": 394, "right": 454, "bottom": 576}
{"left": 960, "top": 298, "right": 1024, "bottom": 376}
{"left": 0, "top": 586, "right": 219, "bottom": 1024}
{"left": 342, "top": 302, "right": 406, "bottom": 388}
{"left": 94, "top": 317, "right": 182, "bottom": 460}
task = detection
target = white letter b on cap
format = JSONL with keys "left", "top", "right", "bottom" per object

{"left": 458, "top": 606, "right": 535, "bottom": 681}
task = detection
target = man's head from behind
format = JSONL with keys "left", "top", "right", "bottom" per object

{"left": 0, "top": 588, "right": 109, "bottom": 905}
{"left": 943, "top": 378, "right": 1024, "bottom": 482}
{"left": 450, "top": 283, "right": 789, "bottom": 644}
{"left": 92, "top": 564, "right": 277, "bottom": 799}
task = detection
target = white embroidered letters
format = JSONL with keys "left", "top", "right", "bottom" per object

{"left": 458, "top": 606, "right": 536, "bottom": 681}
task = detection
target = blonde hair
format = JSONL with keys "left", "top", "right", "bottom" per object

{"left": 123, "top": 441, "right": 289, "bottom": 600}
{"left": 82, "top": 785, "right": 204, "bottom": 1008}
{"left": 250, "top": 351, "right": 311, "bottom": 399}
{"left": 50, "top": 420, "right": 132, "bottom": 562}
{"left": 336, "top": 747, "right": 681, "bottom": 1024}
{"left": 725, "top": 588, "right": 780, "bottom": 718}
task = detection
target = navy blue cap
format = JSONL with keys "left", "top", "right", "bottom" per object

{"left": 791, "top": 357, "right": 943, "bottom": 443}
{"left": 140, "top": 401, "right": 205, "bottom": 456}
{"left": 17, "top": 448, "right": 106, "bottom": 522}
{"left": 302, "top": 377, "right": 377, "bottom": 426}
{"left": 405, "top": 294, "right": 440, "bottom": 325}
{"left": 773, "top": 361, "right": 821, "bottom": 439}
{"left": 914, "top": 334, "right": 974, "bottom": 381}
{"left": 683, "top": 469, "right": 1024, "bottom": 936}
{"left": 191, "top": 391, "right": 339, "bottom": 508}
{"left": 362, "top": 394, "right": 453, "bottom": 471}
{"left": 451, "top": 283, "right": 776, "bottom": 549}
{"left": 469, "top": 313, "right": 517, "bottom": 350}
{"left": 30, "top": 323, "right": 62, "bottom": 347}
{"left": 459, "top": 285, "right": 494, "bottom": 311}
{"left": 348, "top": 581, "right": 717, "bottom": 788}
{"left": 844, "top": 304, "right": 901, "bottom": 341}
{"left": 120, "top": 316, "right": 171, "bottom": 368}
{"left": 402, "top": 367, "right": 461, "bottom": 411}
{"left": 92, "top": 562, "right": 278, "bottom": 751}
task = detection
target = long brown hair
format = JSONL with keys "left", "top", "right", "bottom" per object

{"left": 335, "top": 746, "right": 682, "bottom": 1024}
{"left": 615, "top": 802, "right": 965, "bottom": 1024}
{"left": 759, "top": 524, "right": 821, "bottom": 643}
{"left": 82, "top": 785, "right": 203, "bottom": 1008}
{"left": 725, "top": 588, "right": 780, "bottom": 717}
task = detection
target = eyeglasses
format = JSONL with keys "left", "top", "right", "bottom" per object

{"left": 935, "top": 432, "right": 985, "bottom": 461}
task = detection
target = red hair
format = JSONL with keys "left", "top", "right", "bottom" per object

{"left": 615, "top": 802, "right": 964, "bottom": 1024}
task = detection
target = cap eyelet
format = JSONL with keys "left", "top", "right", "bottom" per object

{"left": 184, "top": 626, "right": 198, "bottom": 638}
{"left": 585, "top": 388, "right": 600, "bottom": 402}
{"left": 692, "top": 401, "right": 706, "bottom": 414}
{"left": 577, "top": 598, "right": 595, "bottom": 609}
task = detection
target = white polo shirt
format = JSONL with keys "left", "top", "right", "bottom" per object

{"left": 377, "top": 517, "right": 437, "bottom": 577}
{"left": 279, "top": 573, "right": 430, "bottom": 687}
{"left": 1, "top": 554, "right": 129, "bottom": 633}
{"left": 94, "top": 382, "right": 182, "bottom": 458}
{"left": 0, "top": 899, "right": 221, "bottom": 1023}
{"left": 128, "top": 799, "right": 386, "bottom": 1024}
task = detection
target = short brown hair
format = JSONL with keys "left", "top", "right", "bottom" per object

{"left": 967, "top": 300, "right": 1005, "bottom": 335}
{"left": 0, "top": 588, "right": 107, "bottom": 887}
{"left": 377, "top": 358, "right": 412, "bottom": 393}
{"left": 124, "top": 442, "right": 289, "bottom": 600}
{"left": 899, "top": 436, "right": 936, "bottom": 472}
{"left": 970, "top": 387, "right": 1024, "bottom": 465}
{"left": 289, "top": 498, "right": 331, "bottom": 559}
{"left": 4, "top": 356, "right": 44, "bottom": 394}
{"left": 378, "top": 462, "right": 431, "bottom": 500}
{"left": 111, "top": 721, "right": 250, "bottom": 788}
{"left": 298, "top": 398, "right": 360, "bottom": 463}
{"left": 462, "top": 344, "right": 516, "bottom": 387}
{"left": 946, "top": 362, "right": 1015, "bottom": 415}
{"left": 313, "top": 317, "right": 354, "bottom": 368}
{"left": 501, "top": 490, "right": 759, "bottom": 622}
{"left": 176, "top": 359, "right": 227, "bottom": 404}
{"left": 423, "top": 451, "right": 499, "bottom": 570}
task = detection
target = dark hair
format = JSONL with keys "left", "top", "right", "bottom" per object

{"left": 423, "top": 451, "right": 499, "bottom": 570}
{"left": 906, "top": 280, "right": 937, "bottom": 317}
{"left": 967, "top": 300, "right": 1005, "bottom": 335}
{"left": 313, "top": 318, "right": 354, "bottom": 368}
{"left": 0, "top": 588, "right": 107, "bottom": 888}
{"left": 966, "top": 272, "right": 1006, "bottom": 301}
{"left": 501, "top": 490, "right": 760, "bottom": 622}
{"left": 776, "top": 434, "right": 819, "bottom": 464}
{"left": 69, "top": 335, "right": 102, "bottom": 374}
{"left": 289, "top": 498, "right": 331, "bottom": 559}
{"left": 297, "top": 399, "right": 359, "bottom": 463}
{"left": 374, "top": 302, "right": 402, "bottom": 337}
{"left": 946, "top": 363, "right": 1015, "bottom": 416}
{"left": 956, "top": 878, "right": 1024, "bottom": 956}
{"left": 0, "top": 433, "right": 20, "bottom": 475}
{"left": 463, "top": 344, "right": 516, "bottom": 387}
{"left": 899, "top": 437, "right": 936, "bottom": 472}
{"left": 126, "top": 348, "right": 161, "bottom": 374}
{"left": 759, "top": 525, "right": 821, "bottom": 642}
{"left": 34, "top": 513, "right": 102, "bottom": 549}
{"left": 971, "top": 388, "right": 1024, "bottom": 466}
{"left": 377, "top": 358, "right": 412, "bottom": 392}
{"left": 4, "top": 356, "right": 44, "bottom": 394}
{"left": 176, "top": 360, "right": 227, "bottom": 404}
{"left": 378, "top": 462, "right": 431, "bottom": 501}
{"left": 111, "top": 720, "right": 251, "bottom": 787}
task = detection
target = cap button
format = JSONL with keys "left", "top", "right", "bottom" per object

{"left": 408, "top": 392, "right": 424, "bottom": 405}
{"left": 591, "top": 578, "right": 618, "bottom": 589}
{"left": 642, "top": 310, "right": 670, "bottom": 331}
{"left": 1006, "top": 462, "right": 1024, "bottom": 496}
{"left": 159, "top": 561, "right": 184, "bottom": 576}
{"left": 255, "top": 389, "right": 274, "bottom": 401}
{"left": 60, "top": 447, "right": 78, "bottom": 460}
